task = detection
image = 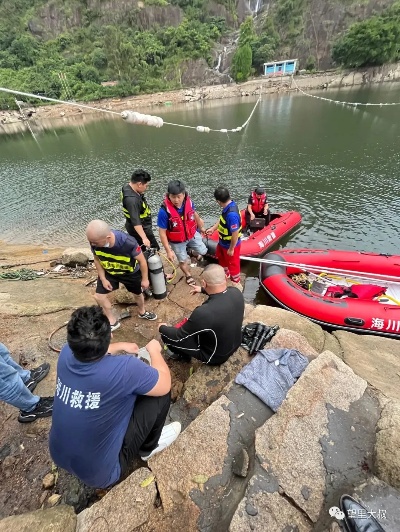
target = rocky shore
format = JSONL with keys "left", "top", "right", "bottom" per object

{"left": 0, "top": 241, "right": 400, "bottom": 531}
{"left": 1, "top": 62, "right": 400, "bottom": 136}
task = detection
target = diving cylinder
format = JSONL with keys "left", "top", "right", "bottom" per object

{"left": 147, "top": 254, "right": 167, "bottom": 299}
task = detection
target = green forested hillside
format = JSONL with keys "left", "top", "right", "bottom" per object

{"left": 0, "top": 0, "right": 399, "bottom": 109}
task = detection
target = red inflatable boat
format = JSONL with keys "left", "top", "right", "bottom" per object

{"left": 260, "top": 248, "right": 400, "bottom": 338}
{"left": 204, "top": 211, "right": 302, "bottom": 258}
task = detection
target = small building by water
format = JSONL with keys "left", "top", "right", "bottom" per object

{"left": 263, "top": 59, "right": 298, "bottom": 77}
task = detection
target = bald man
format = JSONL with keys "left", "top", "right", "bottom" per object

{"left": 86, "top": 220, "right": 157, "bottom": 330}
{"left": 158, "top": 264, "right": 244, "bottom": 365}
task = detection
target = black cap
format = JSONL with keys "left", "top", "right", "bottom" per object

{"left": 167, "top": 180, "right": 186, "bottom": 195}
{"left": 255, "top": 187, "right": 265, "bottom": 195}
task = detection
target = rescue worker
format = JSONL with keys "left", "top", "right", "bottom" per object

{"left": 86, "top": 220, "right": 157, "bottom": 331}
{"left": 157, "top": 180, "right": 207, "bottom": 286}
{"left": 206, "top": 186, "right": 242, "bottom": 286}
{"left": 159, "top": 264, "right": 244, "bottom": 364}
{"left": 121, "top": 168, "right": 159, "bottom": 250}
{"left": 245, "top": 186, "right": 270, "bottom": 229}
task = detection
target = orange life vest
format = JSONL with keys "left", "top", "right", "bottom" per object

{"left": 163, "top": 195, "right": 197, "bottom": 243}
{"left": 251, "top": 191, "right": 268, "bottom": 214}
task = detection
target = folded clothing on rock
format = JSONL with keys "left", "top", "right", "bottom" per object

{"left": 235, "top": 348, "right": 309, "bottom": 412}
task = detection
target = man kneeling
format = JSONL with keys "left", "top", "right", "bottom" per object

{"left": 49, "top": 306, "right": 180, "bottom": 489}
{"left": 159, "top": 264, "right": 245, "bottom": 365}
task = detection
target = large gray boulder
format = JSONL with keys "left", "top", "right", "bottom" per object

{"left": 375, "top": 400, "right": 400, "bottom": 491}
{"left": 245, "top": 304, "right": 326, "bottom": 353}
{"left": 269, "top": 328, "right": 319, "bottom": 360}
{"left": 0, "top": 505, "right": 76, "bottom": 532}
{"left": 76, "top": 467, "right": 157, "bottom": 532}
{"left": 61, "top": 247, "right": 93, "bottom": 267}
{"left": 150, "top": 395, "right": 231, "bottom": 530}
{"left": 333, "top": 330, "right": 400, "bottom": 400}
{"left": 231, "top": 351, "right": 382, "bottom": 530}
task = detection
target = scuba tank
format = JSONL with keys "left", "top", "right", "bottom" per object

{"left": 147, "top": 251, "right": 167, "bottom": 299}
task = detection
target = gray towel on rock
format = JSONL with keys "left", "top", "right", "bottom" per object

{"left": 235, "top": 348, "right": 309, "bottom": 412}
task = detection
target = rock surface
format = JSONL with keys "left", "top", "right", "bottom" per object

{"left": 0, "top": 278, "right": 92, "bottom": 315}
{"left": 76, "top": 467, "right": 157, "bottom": 532}
{"left": 0, "top": 505, "right": 76, "bottom": 532}
{"left": 334, "top": 330, "right": 400, "bottom": 400}
{"left": 150, "top": 395, "right": 231, "bottom": 529}
{"left": 375, "top": 401, "right": 400, "bottom": 491}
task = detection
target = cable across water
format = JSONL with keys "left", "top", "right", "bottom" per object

{"left": 292, "top": 76, "right": 400, "bottom": 107}
{"left": 0, "top": 86, "right": 261, "bottom": 134}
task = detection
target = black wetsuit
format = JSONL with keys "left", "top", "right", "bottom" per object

{"left": 159, "top": 287, "right": 244, "bottom": 365}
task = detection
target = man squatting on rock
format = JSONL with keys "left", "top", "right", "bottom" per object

{"left": 86, "top": 219, "right": 157, "bottom": 332}
{"left": 157, "top": 179, "right": 207, "bottom": 286}
{"left": 159, "top": 264, "right": 245, "bottom": 364}
{"left": 49, "top": 306, "right": 181, "bottom": 489}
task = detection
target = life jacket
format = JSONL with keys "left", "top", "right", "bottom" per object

{"left": 93, "top": 237, "right": 139, "bottom": 276}
{"left": 121, "top": 184, "right": 151, "bottom": 222}
{"left": 161, "top": 195, "right": 197, "bottom": 243}
{"left": 325, "top": 284, "right": 386, "bottom": 299}
{"left": 251, "top": 191, "right": 268, "bottom": 214}
{"left": 218, "top": 202, "right": 243, "bottom": 242}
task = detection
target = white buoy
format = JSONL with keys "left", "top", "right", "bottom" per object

{"left": 121, "top": 110, "right": 164, "bottom": 128}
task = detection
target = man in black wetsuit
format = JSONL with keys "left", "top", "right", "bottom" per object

{"left": 158, "top": 264, "right": 244, "bottom": 365}
{"left": 121, "top": 168, "right": 159, "bottom": 250}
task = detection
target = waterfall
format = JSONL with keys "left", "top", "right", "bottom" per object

{"left": 215, "top": 53, "right": 222, "bottom": 72}
{"left": 247, "top": 0, "right": 263, "bottom": 15}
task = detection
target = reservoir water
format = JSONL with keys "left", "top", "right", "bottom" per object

{"left": 0, "top": 83, "right": 399, "bottom": 257}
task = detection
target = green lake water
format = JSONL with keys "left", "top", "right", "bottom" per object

{"left": 1, "top": 83, "right": 399, "bottom": 258}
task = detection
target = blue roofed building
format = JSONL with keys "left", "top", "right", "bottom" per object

{"left": 263, "top": 59, "right": 298, "bottom": 77}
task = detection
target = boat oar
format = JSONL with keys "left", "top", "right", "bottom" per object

{"left": 240, "top": 255, "right": 400, "bottom": 285}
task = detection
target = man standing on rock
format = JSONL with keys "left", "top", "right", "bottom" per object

{"left": 206, "top": 186, "right": 242, "bottom": 288}
{"left": 159, "top": 264, "right": 244, "bottom": 364}
{"left": 121, "top": 168, "right": 159, "bottom": 250}
{"left": 49, "top": 306, "right": 181, "bottom": 489}
{"left": 157, "top": 179, "right": 207, "bottom": 286}
{"left": 86, "top": 219, "right": 157, "bottom": 330}
{"left": 0, "top": 342, "right": 53, "bottom": 423}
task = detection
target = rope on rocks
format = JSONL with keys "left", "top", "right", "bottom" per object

{"left": 0, "top": 268, "right": 39, "bottom": 281}
{"left": 0, "top": 86, "right": 261, "bottom": 134}
{"left": 292, "top": 76, "right": 400, "bottom": 107}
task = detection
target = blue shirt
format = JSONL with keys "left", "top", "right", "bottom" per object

{"left": 91, "top": 230, "right": 141, "bottom": 275}
{"left": 49, "top": 345, "right": 159, "bottom": 488}
{"left": 219, "top": 201, "right": 242, "bottom": 249}
{"left": 157, "top": 201, "right": 196, "bottom": 230}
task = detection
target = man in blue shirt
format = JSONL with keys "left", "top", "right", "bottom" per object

{"left": 49, "top": 306, "right": 181, "bottom": 489}
{"left": 206, "top": 186, "right": 242, "bottom": 285}
{"left": 87, "top": 219, "right": 157, "bottom": 331}
{"left": 157, "top": 180, "right": 207, "bottom": 286}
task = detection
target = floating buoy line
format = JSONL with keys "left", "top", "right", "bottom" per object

{"left": 291, "top": 76, "right": 400, "bottom": 108}
{"left": 0, "top": 86, "right": 261, "bottom": 134}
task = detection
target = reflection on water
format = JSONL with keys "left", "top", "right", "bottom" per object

{"left": 0, "top": 84, "right": 399, "bottom": 257}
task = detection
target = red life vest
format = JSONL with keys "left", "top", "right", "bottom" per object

{"left": 163, "top": 195, "right": 197, "bottom": 243}
{"left": 251, "top": 191, "right": 268, "bottom": 214}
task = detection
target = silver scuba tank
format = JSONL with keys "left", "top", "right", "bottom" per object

{"left": 147, "top": 253, "right": 167, "bottom": 299}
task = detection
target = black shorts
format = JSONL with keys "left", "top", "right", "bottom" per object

{"left": 96, "top": 270, "right": 142, "bottom": 295}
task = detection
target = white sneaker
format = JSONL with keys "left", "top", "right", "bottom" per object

{"left": 140, "top": 421, "right": 181, "bottom": 461}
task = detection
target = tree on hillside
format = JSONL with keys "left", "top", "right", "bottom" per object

{"left": 332, "top": 9, "right": 400, "bottom": 68}
{"left": 231, "top": 43, "right": 252, "bottom": 82}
